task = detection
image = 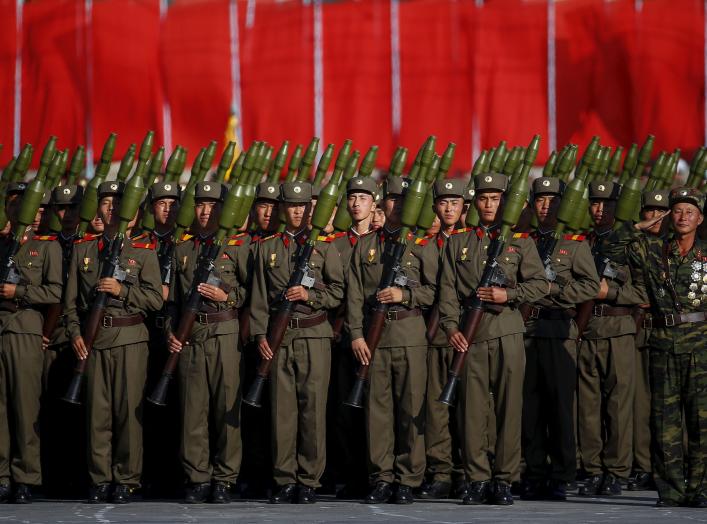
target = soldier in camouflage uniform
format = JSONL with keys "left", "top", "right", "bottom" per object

{"left": 0, "top": 182, "right": 63, "bottom": 504}
{"left": 520, "top": 177, "right": 599, "bottom": 501}
{"left": 65, "top": 181, "right": 163, "bottom": 504}
{"left": 166, "top": 182, "right": 250, "bottom": 504}
{"left": 347, "top": 177, "right": 438, "bottom": 505}
{"left": 419, "top": 179, "right": 466, "bottom": 500}
{"left": 438, "top": 173, "right": 548, "bottom": 506}
{"left": 250, "top": 181, "right": 344, "bottom": 504}
{"left": 626, "top": 187, "right": 706, "bottom": 507}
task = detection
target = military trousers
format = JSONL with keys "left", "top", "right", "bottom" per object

{"left": 522, "top": 336, "right": 577, "bottom": 482}
{"left": 178, "top": 332, "right": 242, "bottom": 485}
{"left": 0, "top": 333, "right": 43, "bottom": 486}
{"left": 365, "top": 345, "right": 427, "bottom": 487}
{"left": 457, "top": 334, "right": 525, "bottom": 483}
{"left": 649, "top": 349, "right": 706, "bottom": 504}
{"left": 270, "top": 337, "right": 330, "bottom": 488}
{"left": 577, "top": 334, "right": 635, "bottom": 478}
{"left": 633, "top": 344, "right": 652, "bottom": 474}
{"left": 86, "top": 342, "right": 148, "bottom": 487}
{"left": 425, "top": 346, "right": 463, "bottom": 484}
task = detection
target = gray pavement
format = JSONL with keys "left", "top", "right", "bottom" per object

{"left": 0, "top": 492, "right": 705, "bottom": 524}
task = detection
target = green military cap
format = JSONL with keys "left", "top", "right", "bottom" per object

{"left": 280, "top": 181, "right": 312, "bottom": 204}
{"left": 531, "top": 176, "right": 565, "bottom": 197}
{"left": 98, "top": 181, "right": 125, "bottom": 199}
{"left": 150, "top": 181, "right": 181, "bottom": 202}
{"left": 51, "top": 184, "right": 83, "bottom": 206}
{"left": 588, "top": 181, "right": 619, "bottom": 201}
{"left": 433, "top": 179, "right": 465, "bottom": 200}
{"left": 255, "top": 181, "right": 279, "bottom": 202}
{"left": 6, "top": 182, "right": 27, "bottom": 196}
{"left": 641, "top": 189, "right": 669, "bottom": 210}
{"left": 669, "top": 186, "right": 705, "bottom": 212}
{"left": 382, "top": 177, "right": 410, "bottom": 198}
{"left": 194, "top": 181, "right": 227, "bottom": 202}
{"left": 346, "top": 176, "right": 378, "bottom": 197}
{"left": 474, "top": 172, "right": 508, "bottom": 193}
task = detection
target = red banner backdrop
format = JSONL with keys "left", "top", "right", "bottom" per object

{"left": 0, "top": 0, "right": 704, "bottom": 173}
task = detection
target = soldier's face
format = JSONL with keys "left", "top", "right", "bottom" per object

{"left": 474, "top": 192, "right": 503, "bottom": 226}
{"left": 195, "top": 200, "right": 221, "bottom": 231}
{"left": 671, "top": 203, "right": 703, "bottom": 235}
{"left": 533, "top": 195, "right": 560, "bottom": 227}
{"left": 252, "top": 200, "right": 277, "bottom": 231}
{"left": 347, "top": 192, "right": 375, "bottom": 222}
{"left": 434, "top": 197, "right": 463, "bottom": 228}
{"left": 372, "top": 208, "right": 386, "bottom": 228}
{"left": 382, "top": 196, "right": 402, "bottom": 227}
{"left": 590, "top": 199, "right": 616, "bottom": 228}
{"left": 32, "top": 207, "right": 45, "bottom": 232}
{"left": 284, "top": 202, "right": 309, "bottom": 230}
{"left": 641, "top": 207, "right": 667, "bottom": 235}
{"left": 98, "top": 196, "right": 119, "bottom": 227}
{"left": 152, "top": 198, "right": 178, "bottom": 227}
{"left": 90, "top": 215, "right": 104, "bottom": 234}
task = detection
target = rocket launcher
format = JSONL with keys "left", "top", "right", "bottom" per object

{"left": 10, "top": 144, "right": 34, "bottom": 182}
{"left": 77, "top": 133, "right": 117, "bottom": 236}
{"left": 145, "top": 147, "right": 165, "bottom": 186}
{"left": 358, "top": 146, "right": 379, "bottom": 177}
{"left": 229, "top": 151, "right": 246, "bottom": 185}
{"left": 502, "top": 146, "right": 523, "bottom": 177}
{"left": 164, "top": 147, "right": 186, "bottom": 183}
{"left": 285, "top": 145, "right": 304, "bottom": 182}
{"left": 36, "top": 136, "right": 58, "bottom": 181}
{"left": 488, "top": 140, "right": 508, "bottom": 173}
{"left": 618, "top": 143, "right": 638, "bottom": 185}
{"left": 213, "top": 141, "right": 237, "bottom": 183}
{"left": 116, "top": 144, "right": 136, "bottom": 183}
{"left": 297, "top": 137, "right": 320, "bottom": 182}
{"left": 608, "top": 146, "right": 624, "bottom": 181}
{"left": 267, "top": 141, "right": 290, "bottom": 183}
{"left": 331, "top": 150, "right": 363, "bottom": 232}
{"left": 543, "top": 151, "right": 557, "bottom": 178}
{"left": 634, "top": 135, "right": 655, "bottom": 181}
{"left": 644, "top": 152, "right": 668, "bottom": 192}
{"left": 556, "top": 145, "right": 577, "bottom": 182}
{"left": 66, "top": 146, "right": 86, "bottom": 185}
{"left": 464, "top": 150, "right": 491, "bottom": 228}
{"left": 513, "top": 135, "right": 540, "bottom": 186}
{"left": 416, "top": 141, "right": 452, "bottom": 236}
{"left": 686, "top": 147, "right": 707, "bottom": 188}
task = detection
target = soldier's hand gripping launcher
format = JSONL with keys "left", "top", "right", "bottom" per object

{"left": 437, "top": 169, "right": 529, "bottom": 406}
{"left": 63, "top": 170, "right": 147, "bottom": 405}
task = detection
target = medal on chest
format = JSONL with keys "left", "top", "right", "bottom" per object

{"left": 689, "top": 259, "right": 707, "bottom": 306}
{"left": 461, "top": 247, "right": 468, "bottom": 261}
{"left": 368, "top": 249, "right": 376, "bottom": 263}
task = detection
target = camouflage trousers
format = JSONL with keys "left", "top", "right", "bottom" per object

{"left": 649, "top": 349, "right": 706, "bottom": 504}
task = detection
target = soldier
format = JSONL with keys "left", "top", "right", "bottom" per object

{"left": 0, "top": 182, "right": 62, "bottom": 504}
{"left": 65, "top": 181, "right": 163, "bottom": 504}
{"left": 347, "top": 177, "right": 438, "bottom": 505}
{"left": 166, "top": 182, "right": 250, "bottom": 504}
{"left": 627, "top": 187, "right": 706, "bottom": 507}
{"left": 40, "top": 184, "right": 85, "bottom": 497}
{"left": 520, "top": 177, "right": 599, "bottom": 501}
{"left": 577, "top": 181, "right": 644, "bottom": 497}
{"left": 250, "top": 181, "right": 281, "bottom": 240}
{"left": 329, "top": 176, "right": 379, "bottom": 499}
{"left": 438, "top": 173, "right": 548, "bottom": 506}
{"left": 250, "top": 181, "right": 344, "bottom": 504}
{"left": 420, "top": 179, "right": 466, "bottom": 500}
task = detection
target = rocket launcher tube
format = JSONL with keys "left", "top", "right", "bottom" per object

{"left": 543, "top": 151, "right": 558, "bottom": 178}
{"left": 190, "top": 148, "right": 206, "bottom": 181}
{"left": 312, "top": 144, "right": 335, "bottom": 188}
{"left": 285, "top": 145, "right": 303, "bottom": 182}
{"left": 661, "top": 149, "right": 680, "bottom": 189}
{"left": 502, "top": 146, "right": 523, "bottom": 177}
{"left": 644, "top": 152, "right": 667, "bottom": 192}
{"left": 687, "top": 148, "right": 707, "bottom": 188}
{"left": 36, "top": 136, "right": 58, "bottom": 181}
{"left": 214, "top": 141, "right": 237, "bottom": 183}
{"left": 165, "top": 147, "right": 185, "bottom": 182}
{"left": 229, "top": 151, "right": 246, "bottom": 185}
{"left": 437, "top": 143, "right": 456, "bottom": 179}
{"left": 146, "top": 147, "right": 165, "bottom": 186}
{"left": 200, "top": 141, "right": 218, "bottom": 177}
{"left": 358, "top": 146, "right": 379, "bottom": 177}
{"left": 389, "top": 147, "right": 407, "bottom": 178}
{"left": 489, "top": 141, "right": 508, "bottom": 173}
{"left": 614, "top": 176, "right": 642, "bottom": 229}
{"left": 618, "top": 143, "right": 638, "bottom": 185}
{"left": 12, "top": 145, "right": 34, "bottom": 182}
{"left": 471, "top": 151, "right": 489, "bottom": 178}
{"left": 685, "top": 147, "right": 705, "bottom": 187}
{"left": 138, "top": 131, "right": 154, "bottom": 166}
{"left": 116, "top": 145, "right": 137, "bottom": 183}
{"left": 261, "top": 146, "right": 274, "bottom": 181}
{"left": 634, "top": 135, "right": 655, "bottom": 180}
{"left": 67, "top": 146, "right": 86, "bottom": 185}
{"left": 268, "top": 141, "right": 290, "bottom": 183}
{"left": 331, "top": 150, "right": 362, "bottom": 232}
{"left": 608, "top": 146, "right": 624, "bottom": 181}
{"left": 297, "top": 137, "right": 320, "bottom": 182}
{"left": 416, "top": 155, "right": 443, "bottom": 237}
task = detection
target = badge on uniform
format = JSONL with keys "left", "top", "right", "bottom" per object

{"left": 128, "top": 258, "right": 136, "bottom": 266}
{"left": 559, "top": 249, "right": 569, "bottom": 256}
{"left": 690, "top": 260, "right": 707, "bottom": 305}
{"left": 368, "top": 249, "right": 376, "bottom": 263}
{"left": 182, "top": 256, "right": 188, "bottom": 267}
{"left": 461, "top": 247, "right": 468, "bottom": 261}
{"left": 29, "top": 250, "right": 39, "bottom": 257}
{"left": 221, "top": 253, "right": 229, "bottom": 259}
{"left": 269, "top": 253, "right": 277, "bottom": 268}
{"left": 82, "top": 257, "right": 91, "bottom": 271}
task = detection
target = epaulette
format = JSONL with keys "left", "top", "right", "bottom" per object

{"left": 261, "top": 232, "right": 282, "bottom": 242}
{"left": 227, "top": 237, "right": 245, "bottom": 246}
{"left": 414, "top": 237, "right": 429, "bottom": 246}
{"left": 315, "top": 234, "right": 333, "bottom": 242}
{"left": 424, "top": 232, "right": 436, "bottom": 240}
{"left": 178, "top": 232, "right": 194, "bottom": 243}
{"left": 564, "top": 234, "right": 586, "bottom": 242}
{"left": 32, "top": 234, "right": 57, "bottom": 241}
{"left": 230, "top": 232, "right": 248, "bottom": 239}
{"left": 451, "top": 227, "right": 473, "bottom": 235}
{"left": 131, "top": 232, "right": 151, "bottom": 242}
{"left": 74, "top": 234, "right": 98, "bottom": 244}
{"left": 512, "top": 232, "right": 530, "bottom": 239}
{"left": 330, "top": 231, "right": 347, "bottom": 239}
{"left": 131, "top": 238, "right": 157, "bottom": 249}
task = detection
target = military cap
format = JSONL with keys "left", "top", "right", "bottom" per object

{"left": 382, "top": 177, "right": 410, "bottom": 199}
{"left": 532, "top": 177, "right": 565, "bottom": 197}
{"left": 588, "top": 181, "right": 619, "bottom": 201}
{"left": 641, "top": 189, "right": 669, "bottom": 210}
{"left": 98, "top": 181, "right": 125, "bottom": 199}
{"left": 463, "top": 184, "right": 475, "bottom": 203}
{"left": 669, "top": 186, "right": 705, "bottom": 212}
{"left": 194, "top": 182, "right": 227, "bottom": 202}
{"left": 6, "top": 182, "right": 27, "bottom": 196}
{"left": 433, "top": 179, "right": 465, "bottom": 200}
{"left": 474, "top": 173, "right": 508, "bottom": 193}
{"left": 51, "top": 184, "right": 83, "bottom": 206}
{"left": 312, "top": 185, "right": 321, "bottom": 198}
{"left": 150, "top": 181, "right": 181, "bottom": 202}
{"left": 346, "top": 176, "right": 378, "bottom": 197}
{"left": 255, "top": 181, "right": 279, "bottom": 202}
{"left": 280, "top": 181, "right": 312, "bottom": 204}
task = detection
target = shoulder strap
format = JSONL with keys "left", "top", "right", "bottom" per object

{"left": 661, "top": 239, "right": 682, "bottom": 314}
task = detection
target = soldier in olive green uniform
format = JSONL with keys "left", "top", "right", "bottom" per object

{"left": 627, "top": 187, "right": 706, "bottom": 507}
{"left": 438, "top": 173, "right": 548, "bottom": 506}
{"left": 420, "top": 179, "right": 466, "bottom": 500}
{"left": 329, "top": 176, "right": 379, "bottom": 498}
{"left": 520, "top": 178, "right": 600, "bottom": 501}
{"left": 65, "top": 181, "right": 163, "bottom": 504}
{"left": 0, "top": 182, "right": 63, "bottom": 504}
{"left": 577, "top": 181, "right": 645, "bottom": 497}
{"left": 166, "top": 182, "right": 250, "bottom": 504}
{"left": 250, "top": 181, "right": 344, "bottom": 504}
{"left": 40, "top": 184, "right": 85, "bottom": 497}
{"left": 347, "top": 177, "right": 438, "bottom": 505}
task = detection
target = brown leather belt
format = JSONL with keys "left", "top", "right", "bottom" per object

{"left": 526, "top": 306, "right": 576, "bottom": 320}
{"left": 101, "top": 313, "right": 144, "bottom": 328}
{"left": 644, "top": 311, "right": 707, "bottom": 329}
{"left": 592, "top": 304, "right": 634, "bottom": 317}
{"left": 288, "top": 311, "right": 328, "bottom": 329}
{"left": 196, "top": 308, "right": 238, "bottom": 325}
{"left": 385, "top": 308, "right": 422, "bottom": 321}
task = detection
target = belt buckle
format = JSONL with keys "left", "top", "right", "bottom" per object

{"left": 155, "top": 316, "right": 165, "bottom": 329}
{"left": 664, "top": 314, "right": 675, "bottom": 327}
{"left": 102, "top": 316, "right": 113, "bottom": 328}
{"left": 530, "top": 307, "right": 540, "bottom": 320}
{"left": 593, "top": 304, "right": 604, "bottom": 317}
{"left": 386, "top": 310, "right": 397, "bottom": 321}
{"left": 643, "top": 317, "right": 652, "bottom": 329}
{"left": 290, "top": 317, "right": 300, "bottom": 329}
{"left": 198, "top": 312, "right": 208, "bottom": 325}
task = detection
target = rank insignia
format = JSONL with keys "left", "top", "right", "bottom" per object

{"left": 128, "top": 258, "right": 136, "bottom": 266}
{"left": 29, "top": 250, "right": 38, "bottom": 257}
{"left": 368, "top": 249, "right": 376, "bottom": 263}
{"left": 461, "top": 247, "right": 468, "bottom": 261}
{"left": 657, "top": 287, "right": 666, "bottom": 298}
{"left": 559, "top": 249, "right": 569, "bottom": 255}
{"left": 221, "top": 253, "right": 229, "bottom": 259}
{"left": 269, "top": 253, "right": 277, "bottom": 268}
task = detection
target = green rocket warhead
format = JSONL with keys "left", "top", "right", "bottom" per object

{"left": 389, "top": 147, "right": 406, "bottom": 178}
{"left": 543, "top": 151, "right": 558, "bottom": 178}
{"left": 2, "top": 157, "right": 16, "bottom": 184}
{"left": 518, "top": 135, "right": 541, "bottom": 179}
{"left": 255, "top": 142, "right": 272, "bottom": 182}
{"left": 661, "top": 149, "right": 680, "bottom": 190}
{"left": 146, "top": 147, "right": 165, "bottom": 186}
{"left": 267, "top": 141, "right": 289, "bottom": 183}
{"left": 358, "top": 146, "right": 378, "bottom": 177}
{"left": 331, "top": 150, "right": 362, "bottom": 233}
{"left": 200, "top": 141, "right": 218, "bottom": 178}
{"left": 618, "top": 143, "right": 638, "bottom": 185}
{"left": 607, "top": 146, "right": 624, "bottom": 181}
{"left": 117, "top": 170, "right": 147, "bottom": 236}
{"left": 66, "top": 145, "right": 86, "bottom": 185}
{"left": 415, "top": 151, "right": 447, "bottom": 237}
{"left": 557, "top": 176, "right": 585, "bottom": 231}
{"left": 686, "top": 147, "right": 706, "bottom": 187}
{"left": 45, "top": 151, "right": 66, "bottom": 191}
{"left": 138, "top": 131, "right": 155, "bottom": 167}
{"left": 331, "top": 140, "right": 353, "bottom": 179}
{"left": 165, "top": 147, "right": 186, "bottom": 182}
{"left": 645, "top": 152, "right": 667, "bottom": 191}
{"left": 400, "top": 137, "right": 436, "bottom": 231}
{"left": 229, "top": 151, "right": 246, "bottom": 185}
{"left": 311, "top": 162, "right": 345, "bottom": 236}
{"left": 214, "top": 141, "right": 237, "bottom": 183}
{"left": 285, "top": 144, "right": 303, "bottom": 182}
{"left": 634, "top": 135, "right": 655, "bottom": 179}
{"left": 580, "top": 136, "right": 601, "bottom": 169}
{"left": 437, "top": 143, "right": 456, "bottom": 180}
{"left": 614, "top": 173, "right": 642, "bottom": 229}
{"left": 95, "top": 133, "right": 118, "bottom": 182}
{"left": 77, "top": 134, "right": 117, "bottom": 235}
{"left": 556, "top": 145, "right": 578, "bottom": 181}
{"left": 502, "top": 146, "right": 523, "bottom": 177}
{"left": 12, "top": 144, "right": 34, "bottom": 182}
{"left": 219, "top": 175, "right": 254, "bottom": 238}
{"left": 261, "top": 145, "right": 274, "bottom": 179}
{"left": 297, "top": 137, "right": 320, "bottom": 182}
{"left": 312, "top": 143, "right": 335, "bottom": 188}
{"left": 488, "top": 141, "right": 508, "bottom": 173}
{"left": 13, "top": 175, "right": 45, "bottom": 239}
{"left": 471, "top": 150, "right": 489, "bottom": 179}
{"left": 116, "top": 144, "right": 136, "bottom": 182}
{"left": 36, "top": 136, "right": 58, "bottom": 181}
{"left": 500, "top": 172, "right": 529, "bottom": 240}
